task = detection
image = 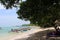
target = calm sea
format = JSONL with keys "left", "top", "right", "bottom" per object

{"left": 0, "top": 26, "right": 29, "bottom": 37}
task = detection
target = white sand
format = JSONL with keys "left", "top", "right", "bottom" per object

{"left": 0, "top": 26, "right": 54, "bottom": 40}
{"left": 9, "top": 26, "right": 41, "bottom": 40}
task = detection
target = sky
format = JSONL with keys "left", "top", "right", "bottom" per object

{"left": 0, "top": 3, "right": 30, "bottom": 26}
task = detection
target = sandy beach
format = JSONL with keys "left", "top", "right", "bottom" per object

{"left": 9, "top": 26, "right": 41, "bottom": 40}
{"left": 10, "top": 27, "right": 54, "bottom": 40}
{"left": 0, "top": 26, "right": 55, "bottom": 40}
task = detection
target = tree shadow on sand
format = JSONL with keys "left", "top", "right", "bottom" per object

{"left": 27, "top": 29, "right": 60, "bottom": 40}
{"left": 15, "top": 29, "right": 60, "bottom": 40}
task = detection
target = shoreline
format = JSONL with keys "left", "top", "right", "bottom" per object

{"left": 0, "top": 26, "right": 55, "bottom": 40}
{"left": 9, "top": 27, "right": 54, "bottom": 40}
{"left": 9, "top": 26, "right": 41, "bottom": 40}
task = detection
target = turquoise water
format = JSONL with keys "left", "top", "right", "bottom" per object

{"left": 0, "top": 26, "right": 21, "bottom": 36}
{"left": 0, "top": 26, "right": 30, "bottom": 36}
{"left": 0, "top": 26, "right": 38, "bottom": 40}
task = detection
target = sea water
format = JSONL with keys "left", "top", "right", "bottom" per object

{"left": 0, "top": 26, "right": 19, "bottom": 36}
{"left": 0, "top": 26, "right": 39, "bottom": 40}
{"left": 0, "top": 26, "right": 21, "bottom": 40}
{"left": 0, "top": 26, "right": 31, "bottom": 37}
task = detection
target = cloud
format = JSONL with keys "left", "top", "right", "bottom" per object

{"left": 0, "top": 4, "right": 6, "bottom": 9}
{"left": 22, "top": 0, "right": 26, "bottom": 1}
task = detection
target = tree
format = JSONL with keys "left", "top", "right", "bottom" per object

{"left": 0, "top": 0, "right": 22, "bottom": 9}
{"left": 0, "top": 0, "right": 60, "bottom": 29}
{"left": 17, "top": 0, "right": 60, "bottom": 28}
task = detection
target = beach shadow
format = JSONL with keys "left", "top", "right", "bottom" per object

{"left": 14, "top": 29, "right": 60, "bottom": 40}
{"left": 26, "top": 29, "right": 60, "bottom": 40}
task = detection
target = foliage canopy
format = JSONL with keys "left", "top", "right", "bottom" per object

{"left": 0, "top": 0, "right": 60, "bottom": 27}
